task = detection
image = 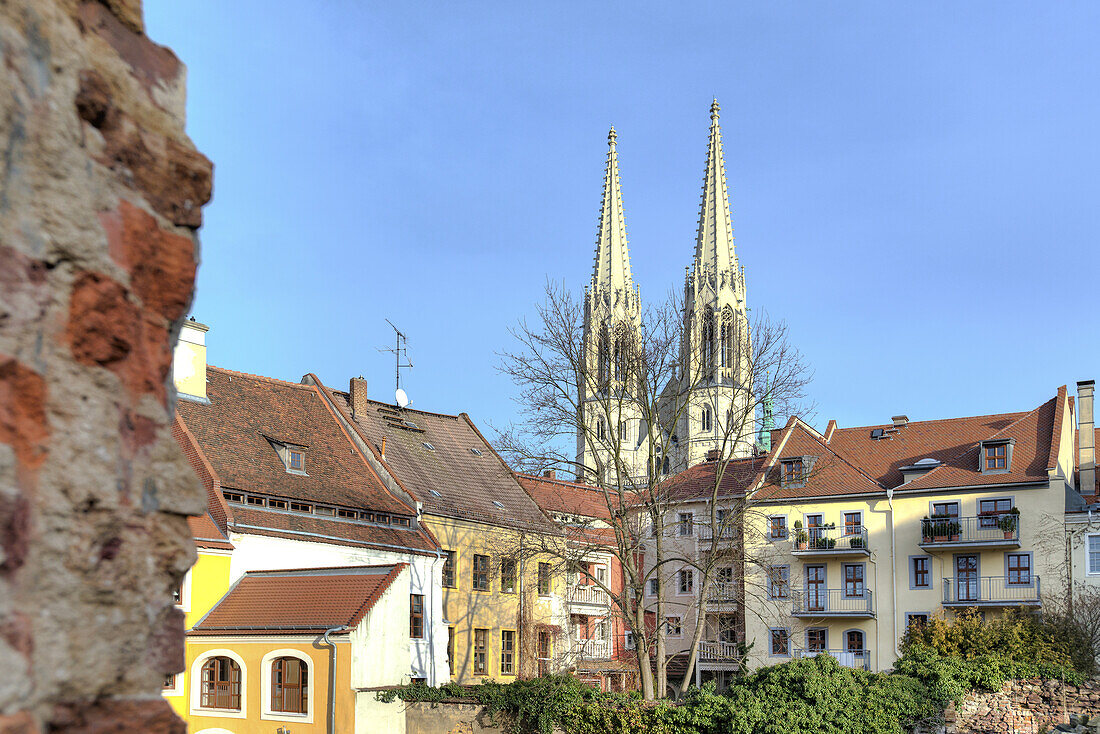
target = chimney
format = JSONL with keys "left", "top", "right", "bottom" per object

{"left": 543, "top": 470, "right": 556, "bottom": 480}
{"left": 172, "top": 318, "right": 209, "bottom": 401}
{"left": 705, "top": 448, "right": 721, "bottom": 462}
{"left": 892, "top": 415, "right": 908, "bottom": 428}
{"left": 350, "top": 376, "right": 369, "bottom": 419}
{"left": 1079, "top": 380, "right": 1095, "bottom": 496}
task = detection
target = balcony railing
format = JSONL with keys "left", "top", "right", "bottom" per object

{"left": 699, "top": 640, "right": 741, "bottom": 661}
{"left": 570, "top": 638, "right": 612, "bottom": 660}
{"left": 942, "top": 576, "right": 1041, "bottom": 606}
{"left": 706, "top": 582, "right": 739, "bottom": 603}
{"left": 793, "top": 648, "right": 871, "bottom": 670}
{"left": 567, "top": 584, "right": 609, "bottom": 606}
{"left": 919, "top": 515, "right": 1020, "bottom": 548}
{"left": 698, "top": 524, "right": 738, "bottom": 542}
{"left": 791, "top": 588, "right": 874, "bottom": 617}
{"left": 791, "top": 526, "right": 870, "bottom": 555}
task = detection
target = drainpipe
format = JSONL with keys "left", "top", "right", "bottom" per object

{"left": 321, "top": 625, "right": 349, "bottom": 734}
{"left": 886, "top": 488, "right": 899, "bottom": 663}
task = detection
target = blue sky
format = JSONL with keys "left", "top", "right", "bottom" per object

{"left": 146, "top": 1, "right": 1098, "bottom": 433}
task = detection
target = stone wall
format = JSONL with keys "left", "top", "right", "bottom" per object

{"left": 0, "top": 1, "right": 210, "bottom": 731}
{"left": 405, "top": 701, "right": 508, "bottom": 734}
{"left": 948, "top": 678, "right": 1100, "bottom": 734}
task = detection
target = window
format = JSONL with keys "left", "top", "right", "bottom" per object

{"left": 906, "top": 613, "right": 929, "bottom": 631}
{"left": 336, "top": 508, "right": 357, "bottom": 519}
{"left": 270, "top": 656, "right": 308, "bottom": 715}
{"left": 770, "top": 628, "right": 789, "bottom": 656}
{"left": 422, "top": 442, "right": 435, "bottom": 451}
{"left": 768, "top": 565, "right": 790, "bottom": 599}
{"left": 1089, "top": 535, "right": 1100, "bottom": 575}
{"left": 984, "top": 443, "right": 1008, "bottom": 471}
{"left": 472, "top": 554, "right": 490, "bottom": 591}
{"left": 1006, "top": 553, "right": 1031, "bottom": 585}
{"left": 911, "top": 556, "right": 930, "bottom": 589}
{"left": 702, "top": 405, "right": 713, "bottom": 432}
{"left": 470, "top": 447, "right": 483, "bottom": 456}
{"left": 717, "top": 613, "right": 738, "bottom": 643}
{"left": 661, "top": 455, "right": 670, "bottom": 474}
{"left": 447, "top": 627, "right": 455, "bottom": 675}
{"left": 781, "top": 458, "right": 804, "bottom": 486}
{"left": 596, "top": 418, "right": 606, "bottom": 441}
{"left": 163, "top": 674, "right": 177, "bottom": 691}
{"left": 979, "top": 498, "right": 1013, "bottom": 528}
{"left": 625, "top": 631, "right": 636, "bottom": 650}
{"left": 500, "top": 558, "right": 517, "bottom": 594}
{"left": 538, "top": 562, "right": 551, "bottom": 596}
{"left": 500, "top": 630, "right": 515, "bottom": 675}
{"left": 441, "top": 550, "right": 456, "bottom": 588}
{"left": 843, "top": 564, "right": 864, "bottom": 597}
{"left": 716, "top": 566, "right": 734, "bottom": 585}
{"left": 931, "top": 501, "right": 959, "bottom": 518}
{"left": 287, "top": 449, "right": 304, "bottom": 472}
{"left": 701, "top": 307, "right": 716, "bottom": 379}
{"left": 289, "top": 501, "right": 312, "bottom": 513}
{"left": 666, "top": 616, "right": 682, "bottom": 637}
{"left": 473, "top": 629, "right": 488, "bottom": 675}
{"left": 268, "top": 499, "right": 287, "bottom": 510}
{"left": 679, "top": 512, "right": 694, "bottom": 536}
{"left": 846, "top": 630, "right": 866, "bottom": 656}
{"left": 768, "top": 515, "right": 788, "bottom": 540}
{"left": 410, "top": 594, "right": 425, "bottom": 638}
{"left": 678, "top": 569, "right": 694, "bottom": 594}
{"left": 648, "top": 578, "right": 659, "bottom": 596}
{"left": 619, "top": 420, "right": 628, "bottom": 441}
{"left": 844, "top": 512, "right": 862, "bottom": 535}
{"left": 720, "top": 308, "right": 735, "bottom": 369}
{"left": 806, "top": 628, "right": 826, "bottom": 653}
{"left": 200, "top": 656, "right": 241, "bottom": 710}
{"left": 223, "top": 491, "right": 244, "bottom": 503}
{"left": 247, "top": 495, "right": 266, "bottom": 506}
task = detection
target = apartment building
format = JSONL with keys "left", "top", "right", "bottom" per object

{"left": 742, "top": 385, "right": 1078, "bottom": 672}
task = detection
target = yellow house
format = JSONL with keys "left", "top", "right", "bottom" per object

{"left": 316, "top": 376, "right": 568, "bottom": 683}
{"left": 184, "top": 564, "right": 411, "bottom": 734}
{"left": 742, "top": 385, "right": 1077, "bottom": 672}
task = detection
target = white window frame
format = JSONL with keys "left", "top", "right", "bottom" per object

{"left": 624, "top": 630, "right": 636, "bottom": 650}
{"left": 176, "top": 568, "right": 192, "bottom": 614}
{"left": 648, "top": 577, "right": 659, "bottom": 596}
{"left": 1087, "top": 533, "right": 1100, "bottom": 576}
{"left": 666, "top": 616, "right": 683, "bottom": 638}
{"left": 677, "top": 568, "right": 694, "bottom": 595}
{"left": 190, "top": 649, "right": 248, "bottom": 719}
{"left": 260, "top": 649, "right": 315, "bottom": 724}
{"left": 161, "top": 672, "right": 183, "bottom": 697}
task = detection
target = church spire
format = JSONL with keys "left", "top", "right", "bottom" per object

{"left": 692, "top": 99, "right": 738, "bottom": 279}
{"left": 591, "top": 127, "right": 634, "bottom": 296}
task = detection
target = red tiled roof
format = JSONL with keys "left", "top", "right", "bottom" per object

{"left": 661, "top": 455, "right": 764, "bottom": 502}
{"left": 190, "top": 564, "right": 406, "bottom": 635}
{"left": 227, "top": 505, "right": 438, "bottom": 555}
{"left": 188, "top": 513, "right": 234, "bottom": 551}
{"left": 325, "top": 388, "right": 552, "bottom": 532}
{"left": 516, "top": 473, "right": 614, "bottom": 521}
{"left": 755, "top": 419, "right": 884, "bottom": 500}
{"left": 177, "top": 366, "right": 412, "bottom": 515}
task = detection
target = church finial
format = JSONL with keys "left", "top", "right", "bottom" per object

{"left": 710, "top": 98, "right": 720, "bottom": 121}
{"left": 608, "top": 126, "right": 617, "bottom": 146}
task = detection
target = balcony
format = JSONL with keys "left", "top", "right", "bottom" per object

{"left": 791, "top": 588, "right": 875, "bottom": 618}
{"left": 942, "top": 576, "right": 1041, "bottom": 607}
{"left": 793, "top": 648, "right": 870, "bottom": 670}
{"left": 706, "top": 582, "right": 739, "bottom": 604}
{"left": 697, "top": 524, "right": 738, "bottom": 542}
{"left": 567, "top": 584, "right": 609, "bottom": 607}
{"left": 918, "top": 515, "right": 1020, "bottom": 549}
{"left": 699, "top": 640, "right": 742, "bottom": 661}
{"left": 791, "top": 526, "right": 870, "bottom": 557}
{"left": 570, "top": 638, "right": 612, "bottom": 660}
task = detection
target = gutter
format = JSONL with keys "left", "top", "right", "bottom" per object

{"left": 321, "top": 625, "right": 350, "bottom": 734}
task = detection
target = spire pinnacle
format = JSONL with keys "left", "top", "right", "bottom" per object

{"left": 591, "top": 127, "right": 634, "bottom": 298}
{"left": 693, "top": 98, "right": 737, "bottom": 283}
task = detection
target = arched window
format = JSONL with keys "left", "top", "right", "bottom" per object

{"left": 596, "top": 418, "right": 606, "bottom": 441}
{"left": 200, "top": 656, "right": 241, "bottom": 711}
{"left": 271, "top": 656, "right": 308, "bottom": 714}
{"left": 613, "top": 328, "right": 630, "bottom": 382}
{"left": 846, "top": 629, "right": 866, "bottom": 658}
{"left": 702, "top": 405, "right": 713, "bottom": 432}
{"left": 720, "top": 308, "right": 734, "bottom": 371}
{"left": 597, "top": 326, "right": 611, "bottom": 390}
{"left": 662, "top": 455, "right": 670, "bottom": 475}
{"left": 700, "top": 307, "right": 715, "bottom": 380}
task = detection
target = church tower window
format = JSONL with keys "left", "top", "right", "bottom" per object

{"left": 597, "top": 326, "right": 611, "bottom": 390}
{"left": 720, "top": 308, "right": 734, "bottom": 371}
{"left": 701, "top": 307, "right": 716, "bottom": 381}
{"left": 702, "top": 405, "right": 713, "bottom": 432}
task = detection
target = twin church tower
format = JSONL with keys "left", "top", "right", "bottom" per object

{"left": 576, "top": 100, "right": 757, "bottom": 481}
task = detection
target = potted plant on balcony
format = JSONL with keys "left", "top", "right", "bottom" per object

{"left": 793, "top": 520, "right": 807, "bottom": 550}
{"left": 931, "top": 515, "right": 950, "bottom": 542}
{"left": 948, "top": 520, "right": 961, "bottom": 542}
{"left": 998, "top": 508, "right": 1019, "bottom": 539}
{"left": 921, "top": 516, "right": 933, "bottom": 543}
{"left": 850, "top": 534, "right": 865, "bottom": 549}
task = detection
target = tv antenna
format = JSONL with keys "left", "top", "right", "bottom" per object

{"left": 378, "top": 319, "right": 413, "bottom": 407}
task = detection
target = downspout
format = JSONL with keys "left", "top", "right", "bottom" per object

{"left": 886, "top": 488, "right": 899, "bottom": 663}
{"left": 321, "top": 625, "right": 349, "bottom": 734}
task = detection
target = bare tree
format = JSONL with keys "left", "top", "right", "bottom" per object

{"left": 495, "top": 280, "right": 811, "bottom": 699}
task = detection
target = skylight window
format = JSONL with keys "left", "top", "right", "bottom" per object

{"left": 422, "top": 442, "right": 435, "bottom": 451}
{"left": 493, "top": 501, "right": 506, "bottom": 510}
{"left": 470, "top": 448, "right": 483, "bottom": 456}
{"left": 429, "top": 490, "right": 442, "bottom": 498}
{"left": 404, "top": 420, "right": 420, "bottom": 430}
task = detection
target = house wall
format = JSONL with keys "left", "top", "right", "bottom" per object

{"left": 185, "top": 549, "right": 234, "bottom": 627}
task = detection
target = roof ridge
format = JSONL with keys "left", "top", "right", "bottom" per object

{"left": 207, "top": 364, "right": 315, "bottom": 391}
{"left": 244, "top": 564, "right": 399, "bottom": 576}
{"left": 833, "top": 410, "right": 1030, "bottom": 433}
{"left": 348, "top": 563, "right": 408, "bottom": 628}
{"left": 791, "top": 420, "right": 885, "bottom": 492}
{"left": 516, "top": 472, "right": 599, "bottom": 492}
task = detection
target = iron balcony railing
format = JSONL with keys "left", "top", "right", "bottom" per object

{"left": 699, "top": 640, "right": 741, "bottom": 661}
{"left": 570, "top": 638, "right": 612, "bottom": 660}
{"left": 706, "top": 582, "right": 739, "bottom": 603}
{"left": 793, "top": 648, "right": 871, "bottom": 670}
{"left": 792, "top": 525, "right": 870, "bottom": 554}
{"left": 697, "top": 524, "right": 739, "bottom": 542}
{"left": 791, "top": 588, "right": 874, "bottom": 617}
{"left": 942, "top": 575, "right": 1041, "bottom": 606}
{"left": 920, "top": 515, "right": 1020, "bottom": 546}
{"left": 567, "top": 584, "right": 609, "bottom": 606}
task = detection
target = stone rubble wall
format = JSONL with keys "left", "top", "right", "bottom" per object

{"left": 0, "top": 0, "right": 210, "bottom": 731}
{"left": 948, "top": 678, "right": 1100, "bottom": 734}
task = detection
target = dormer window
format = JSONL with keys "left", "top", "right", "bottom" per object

{"left": 979, "top": 439, "right": 1014, "bottom": 473}
{"left": 267, "top": 437, "right": 308, "bottom": 476}
{"left": 288, "top": 449, "right": 304, "bottom": 471}
{"left": 780, "top": 458, "right": 805, "bottom": 487}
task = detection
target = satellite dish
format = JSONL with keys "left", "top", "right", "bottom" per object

{"left": 395, "top": 388, "right": 409, "bottom": 408}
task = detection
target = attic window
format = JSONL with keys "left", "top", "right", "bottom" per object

{"left": 288, "top": 449, "right": 304, "bottom": 471}
{"left": 247, "top": 496, "right": 266, "bottom": 507}
{"left": 493, "top": 501, "right": 506, "bottom": 510}
{"left": 336, "top": 509, "right": 358, "bottom": 519}
{"left": 780, "top": 458, "right": 805, "bottom": 487}
{"left": 422, "top": 442, "right": 435, "bottom": 451}
{"left": 429, "top": 490, "right": 443, "bottom": 498}
{"left": 289, "top": 502, "right": 312, "bottom": 513}
{"left": 393, "top": 517, "right": 411, "bottom": 527}
{"left": 981, "top": 440, "right": 1013, "bottom": 473}
{"left": 404, "top": 420, "right": 420, "bottom": 430}
{"left": 223, "top": 491, "right": 244, "bottom": 503}
{"left": 268, "top": 499, "right": 287, "bottom": 510}
{"left": 470, "top": 448, "right": 483, "bottom": 456}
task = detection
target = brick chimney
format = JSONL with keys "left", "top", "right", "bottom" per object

{"left": 1078, "top": 380, "right": 1095, "bottom": 496}
{"left": 543, "top": 470, "right": 556, "bottom": 479}
{"left": 350, "top": 376, "right": 369, "bottom": 419}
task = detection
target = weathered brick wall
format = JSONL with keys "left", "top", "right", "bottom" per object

{"left": 0, "top": 1, "right": 210, "bottom": 731}
{"left": 949, "top": 678, "right": 1100, "bottom": 734}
